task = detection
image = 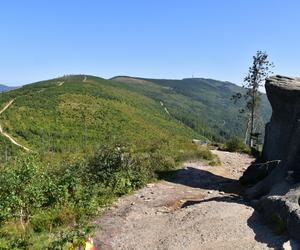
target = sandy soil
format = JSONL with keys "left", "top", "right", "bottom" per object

{"left": 94, "top": 150, "right": 289, "bottom": 250}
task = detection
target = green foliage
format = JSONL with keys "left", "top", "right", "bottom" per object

{"left": 0, "top": 75, "right": 203, "bottom": 163}
{"left": 0, "top": 74, "right": 271, "bottom": 163}
{"left": 224, "top": 137, "right": 250, "bottom": 153}
{"left": 231, "top": 51, "right": 274, "bottom": 146}
{"left": 0, "top": 139, "right": 210, "bottom": 248}
{"left": 47, "top": 224, "right": 94, "bottom": 250}
{"left": 112, "top": 76, "right": 271, "bottom": 142}
{"left": 0, "top": 155, "right": 48, "bottom": 223}
{"left": 30, "top": 209, "right": 61, "bottom": 233}
{"left": 269, "top": 213, "right": 287, "bottom": 234}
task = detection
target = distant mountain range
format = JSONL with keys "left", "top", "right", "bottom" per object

{"left": 0, "top": 85, "right": 16, "bottom": 92}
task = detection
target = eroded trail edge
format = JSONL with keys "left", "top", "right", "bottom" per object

{"left": 94, "top": 150, "right": 288, "bottom": 250}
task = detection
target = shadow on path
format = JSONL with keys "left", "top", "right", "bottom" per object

{"left": 157, "top": 166, "right": 244, "bottom": 194}
{"left": 157, "top": 166, "right": 289, "bottom": 249}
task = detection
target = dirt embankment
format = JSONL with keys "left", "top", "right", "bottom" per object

{"left": 94, "top": 150, "right": 290, "bottom": 250}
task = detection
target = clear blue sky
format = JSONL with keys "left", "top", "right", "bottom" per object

{"left": 1, "top": 0, "right": 300, "bottom": 86}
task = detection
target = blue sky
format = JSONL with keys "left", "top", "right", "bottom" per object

{"left": 1, "top": 0, "right": 300, "bottom": 86}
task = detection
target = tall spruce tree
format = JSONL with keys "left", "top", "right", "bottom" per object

{"left": 232, "top": 51, "right": 274, "bottom": 147}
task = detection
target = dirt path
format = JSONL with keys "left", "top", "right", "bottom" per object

{"left": 160, "top": 101, "right": 170, "bottom": 115}
{"left": 0, "top": 80, "right": 66, "bottom": 152}
{"left": 83, "top": 76, "right": 87, "bottom": 82}
{"left": 94, "top": 150, "right": 289, "bottom": 250}
{"left": 0, "top": 100, "right": 31, "bottom": 152}
{"left": 0, "top": 99, "right": 14, "bottom": 115}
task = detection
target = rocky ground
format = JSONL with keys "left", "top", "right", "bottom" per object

{"left": 94, "top": 150, "right": 291, "bottom": 250}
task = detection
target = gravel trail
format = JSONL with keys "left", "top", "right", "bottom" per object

{"left": 94, "top": 150, "right": 289, "bottom": 250}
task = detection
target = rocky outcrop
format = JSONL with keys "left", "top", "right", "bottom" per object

{"left": 242, "top": 75, "right": 300, "bottom": 241}
{"left": 263, "top": 75, "right": 300, "bottom": 174}
{"left": 239, "top": 160, "right": 280, "bottom": 185}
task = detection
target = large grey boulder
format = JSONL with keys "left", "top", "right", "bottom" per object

{"left": 243, "top": 75, "right": 300, "bottom": 241}
{"left": 263, "top": 75, "right": 300, "bottom": 173}
{"left": 239, "top": 160, "right": 280, "bottom": 185}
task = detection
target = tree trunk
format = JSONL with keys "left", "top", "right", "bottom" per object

{"left": 244, "top": 116, "right": 251, "bottom": 145}
{"left": 249, "top": 74, "right": 258, "bottom": 148}
{"left": 250, "top": 100, "right": 255, "bottom": 147}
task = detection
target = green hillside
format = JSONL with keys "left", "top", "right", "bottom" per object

{"left": 0, "top": 75, "right": 205, "bottom": 163}
{"left": 0, "top": 75, "right": 272, "bottom": 162}
{"left": 111, "top": 76, "right": 271, "bottom": 142}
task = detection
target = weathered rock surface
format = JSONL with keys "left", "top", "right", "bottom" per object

{"left": 242, "top": 75, "right": 300, "bottom": 242}
{"left": 239, "top": 160, "right": 280, "bottom": 185}
{"left": 263, "top": 75, "right": 300, "bottom": 173}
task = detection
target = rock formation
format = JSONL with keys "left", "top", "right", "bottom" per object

{"left": 243, "top": 75, "right": 300, "bottom": 241}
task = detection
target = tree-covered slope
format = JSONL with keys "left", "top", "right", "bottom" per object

{"left": 111, "top": 76, "right": 271, "bottom": 142}
{"left": 0, "top": 75, "right": 203, "bottom": 163}
{"left": 0, "top": 74, "right": 272, "bottom": 163}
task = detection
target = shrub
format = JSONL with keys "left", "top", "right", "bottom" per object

{"left": 87, "top": 144, "right": 160, "bottom": 195}
{"left": 208, "top": 158, "right": 222, "bottom": 166}
{"left": 0, "top": 155, "right": 48, "bottom": 224}
{"left": 0, "top": 140, "right": 215, "bottom": 247}
{"left": 224, "top": 137, "right": 250, "bottom": 153}
{"left": 175, "top": 144, "right": 214, "bottom": 162}
{"left": 30, "top": 209, "right": 60, "bottom": 233}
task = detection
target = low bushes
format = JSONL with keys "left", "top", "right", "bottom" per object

{"left": 224, "top": 137, "right": 250, "bottom": 153}
{"left": 0, "top": 140, "right": 211, "bottom": 248}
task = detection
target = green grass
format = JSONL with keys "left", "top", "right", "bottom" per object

{"left": 223, "top": 137, "right": 251, "bottom": 153}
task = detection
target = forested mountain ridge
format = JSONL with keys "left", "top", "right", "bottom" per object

{"left": 111, "top": 76, "right": 271, "bottom": 142}
{"left": 0, "top": 74, "right": 271, "bottom": 163}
